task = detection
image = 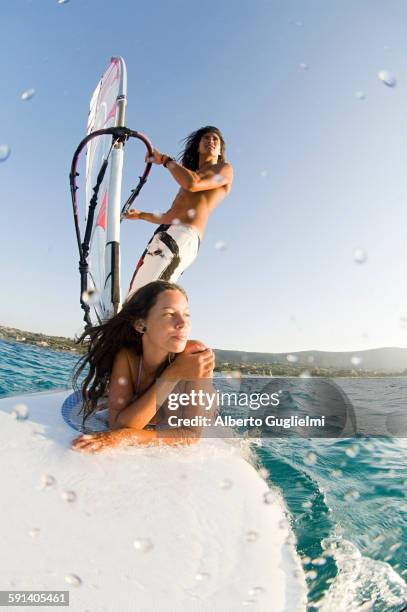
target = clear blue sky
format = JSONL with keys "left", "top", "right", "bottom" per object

{"left": 1, "top": 0, "right": 407, "bottom": 353}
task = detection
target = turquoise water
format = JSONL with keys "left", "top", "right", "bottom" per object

{"left": 0, "top": 339, "right": 406, "bottom": 611}
{"left": 0, "top": 340, "right": 80, "bottom": 396}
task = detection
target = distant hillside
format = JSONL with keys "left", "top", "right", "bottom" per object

{"left": 1, "top": 324, "right": 407, "bottom": 373}
{"left": 213, "top": 347, "right": 407, "bottom": 373}
{"left": 0, "top": 325, "right": 84, "bottom": 354}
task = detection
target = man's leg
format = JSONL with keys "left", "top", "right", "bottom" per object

{"left": 127, "top": 224, "right": 200, "bottom": 299}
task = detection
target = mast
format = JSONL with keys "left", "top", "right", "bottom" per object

{"left": 103, "top": 57, "right": 127, "bottom": 317}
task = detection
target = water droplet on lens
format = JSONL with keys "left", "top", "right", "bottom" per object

{"left": 29, "top": 528, "right": 40, "bottom": 538}
{"left": 219, "top": 478, "right": 233, "bottom": 490}
{"left": 330, "top": 469, "right": 343, "bottom": 478}
{"left": 355, "top": 91, "right": 366, "bottom": 100}
{"left": 306, "top": 570, "right": 318, "bottom": 580}
{"left": 299, "top": 370, "right": 311, "bottom": 378}
{"left": 258, "top": 467, "right": 269, "bottom": 479}
{"left": 215, "top": 240, "right": 227, "bottom": 251}
{"left": 344, "top": 488, "right": 360, "bottom": 501}
{"left": 118, "top": 377, "right": 128, "bottom": 386}
{"left": 286, "top": 354, "right": 298, "bottom": 363}
{"left": 246, "top": 530, "right": 259, "bottom": 542}
{"left": 248, "top": 586, "right": 265, "bottom": 596}
{"left": 187, "top": 208, "right": 196, "bottom": 219}
{"left": 299, "top": 63, "right": 309, "bottom": 70}
{"left": 82, "top": 289, "right": 100, "bottom": 305}
{"left": 304, "top": 451, "right": 317, "bottom": 465}
{"left": 260, "top": 170, "right": 268, "bottom": 177}
{"left": 263, "top": 491, "right": 274, "bottom": 504}
{"left": 350, "top": 356, "right": 362, "bottom": 366}
{"left": 61, "top": 490, "right": 77, "bottom": 503}
{"left": 0, "top": 144, "right": 11, "bottom": 162}
{"left": 213, "top": 174, "right": 222, "bottom": 183}
{"left": 65, "top": 574, "right": 81, "bottom": 586}
{"left": 21, "top": 88, "right": 35, "bottom": 101}
{"left": 58, "top": 0, "right": 70, "bottom": 4}
{"left": 353, "top": 248, "right": 367, "bottom": 264}
{"left": 195, "top": 571, "right": 210, "bottom": 581}
{"left": 133, "top": 537, "right": 153, "bottom": 552}
{"left": 301, "top": 556, "right": 312, "bottom": 565}
{"left": 41, "top": 474, "right": 56, "bottom": 488}
{"left": 172, "top": 218, "right": 180, "bottom": 225}
{"left": 152, "top": 209, "right": 162, "bottom": 217}
{"left": 312, "top": 556, "right": 326, "bottom": 565}
{"left": 364, "top": 438, "right": 374, "bottom": 450}
{"left": 345, "top": 443, "right": 360, "bottom": 458}
{"left": 378, "top": 70, "right": 397, "bottom": 87}
{"left": 11, "top": 403, "right": 29, "bottom": 420}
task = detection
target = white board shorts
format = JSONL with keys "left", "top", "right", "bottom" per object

{"left": 127, "top": 223, "right": 201, "bottom": 298}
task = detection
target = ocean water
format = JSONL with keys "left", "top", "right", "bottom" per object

{"left": 0, "top": 339, "right": 406, "bottom": 611}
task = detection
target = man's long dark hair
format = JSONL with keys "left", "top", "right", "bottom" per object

{"left": 178, "top": 125, "right": 226, "bottom": 170}
{"left": 72, "top": 280, "right": 188, "bottom": 423}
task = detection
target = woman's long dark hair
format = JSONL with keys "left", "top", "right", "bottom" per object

{"left": 72, "top": 280, "right": 188, "bottom": 424}
{"left": 178, "top": 125, "right": 226, "bottom": 170}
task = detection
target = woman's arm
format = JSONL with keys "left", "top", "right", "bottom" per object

{"left": 71, "top": 424, "right": 200, "bottom": 453}
{"left": 109, "top": 344, "right": 214, "bottom": 430}
{"left": 108, "top": 349, "right": 179, "bottom": 430}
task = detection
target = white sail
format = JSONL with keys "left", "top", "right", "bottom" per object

{"left": 84, "top": 57, "right": 127, "bottom": 324}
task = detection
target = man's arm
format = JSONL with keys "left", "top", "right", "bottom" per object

{"left": 139, "top": 211, "right": 165, "bottom": 224}
{"left": 188, "top": 163, "right": 233, "bottom": 193}
{"left": 165, "top": 160, "right": 199, "bottom": 190}
{"left": 125, "top": 210, "right": 165, "bottom": 224}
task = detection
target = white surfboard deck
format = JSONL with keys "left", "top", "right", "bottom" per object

{"left": 0, "top": 389, "right": 307, "bottom": 611}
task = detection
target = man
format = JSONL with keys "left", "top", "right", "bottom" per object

{"left": 125, "top": 125, "right": 233, "bottom": 298}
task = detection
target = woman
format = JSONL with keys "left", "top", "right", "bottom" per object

{"left": 71, "top": 280, "right": 215, "bottom": 453}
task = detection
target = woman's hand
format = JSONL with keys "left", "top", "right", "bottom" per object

{"left": 71, "top": 429, "right": 133, "bottom": 454}
{"left": 183, "top": 339, "right": 208, "bottom": 354}
{"left": 124, "top": 209, "right": 142, "bottom": 220}
{"left": 145, "top": 147, "right": 164, "bottom": 165}
{"left": 167, "top": 340, "right": 214, "bottom": 380}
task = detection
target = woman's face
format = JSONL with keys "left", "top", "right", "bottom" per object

{"left": 141, "top": 290, "right": 191, "bottom": 353}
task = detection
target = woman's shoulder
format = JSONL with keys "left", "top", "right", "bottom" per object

{"left": 114, "top": 347, "right": 141, "bottom": 384}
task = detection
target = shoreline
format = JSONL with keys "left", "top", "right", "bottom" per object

{"left": 1, "top": 326, "right": 407, "bottom": 378}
